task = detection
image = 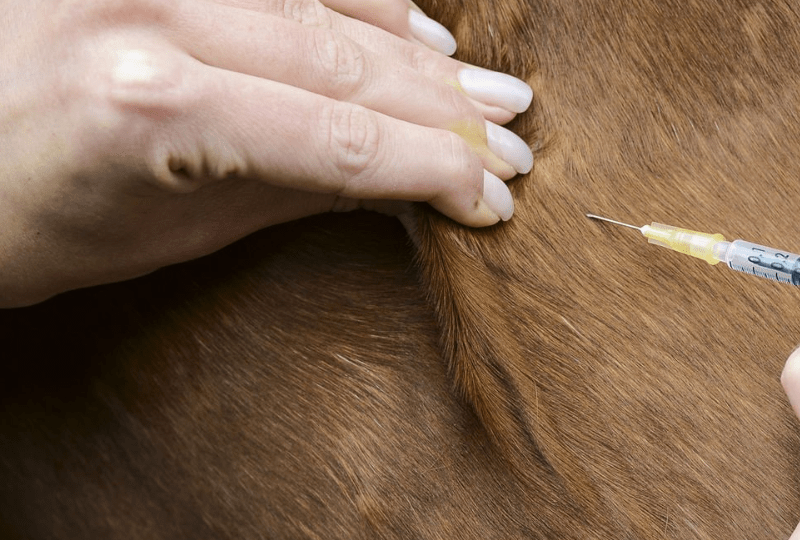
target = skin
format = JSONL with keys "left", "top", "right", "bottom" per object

{"left": 0, "top": 0, "right": 526, "bottom": 307}
{"left": 783, "top": 349, "right": 800, "bottom": 540}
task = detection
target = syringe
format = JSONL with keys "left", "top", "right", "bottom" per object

{"left": 587, "top": 214, "right": 800, "bottom": 287}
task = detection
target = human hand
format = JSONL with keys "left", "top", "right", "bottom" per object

{"left": 782, "top": 348, "right": 800, "bottom": 540}
{"left": 0, "top": 0, "right": 533, "bottom": 307}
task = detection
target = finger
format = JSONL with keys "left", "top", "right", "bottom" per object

{"left": 318, "top": 0, "right": 412, "bottom": 38}
{"left": 320, "top": 0, "right": 458, "bottom": 56}
{"left": 782, "top": 349, "right": 800, "bottom": 540}
{"left": 791, "top": 521, "right": 800, "bottom": 540}
{"left": 214, "top": 0, "right": 458, "bottom": 56}
{"left": 782, "top": 346, "right": 800, "bottom": 419}
{"left": 205, "top": 0, "right": 529, "bottom": 123}
{"left": 176, "top": 6, "right": 522, "bottom": 178}
{"left": 323, "top": 8, "right": 533, "bottom": 117}
{"left": 144, "top": 59, "right": 514, "bottom": 227}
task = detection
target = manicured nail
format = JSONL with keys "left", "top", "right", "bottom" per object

{"left": 486, "top": 121, "right": 533, "bottom": 174}
{"left": 457, "top": 68, "right": 533, "bottom": 113}
{"left": 482, "top": 170, "right": 514, "bottom": 221}
{"left": 408, "top": 10, "right": 457, "bottom": 56}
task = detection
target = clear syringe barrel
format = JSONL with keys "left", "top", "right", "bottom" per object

{"left": 713, "top": 239, "right": 800, "bottom": 286}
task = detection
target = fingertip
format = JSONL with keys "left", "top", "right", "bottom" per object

{"left": 407, "top": 8, "right": 457, "bottom": 56}
{"left": 429, "top": 194, "right": 499, "bottom": 228}
{"left": 782, "top": 346, "right": 800, "bottom": 392}
{"left": 482, "top": 169, "right": 514, "bottom": 221}
{"left": 789, "top": 520, "right": 800, "bottom": 540}
{"left": 486, "top": 121, "right": 534, "bottom": 175}
{"left": 457, "top": 68, "right": 533, "bottom": 114}
{"left": 465, "top": 200, "right": 503, "bottom": 227}
{"left": 782, "top": 346, "right": 800, "bottom": 418}
{"left": 431, "top": 169, "right": 514, "bottom": 228}
{"left": 479, "top": 105, "right": 518, "bottom": 126}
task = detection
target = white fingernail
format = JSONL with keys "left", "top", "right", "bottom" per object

{"left": 486, "top": 121, "right": 533, "bottom": 174}
{"left": 457, "top": 69, "right": 533, "bottom": 113}
{"left": 482, "top": 170, "right": 514, "bottom": 221}
{"left": 408, "top": 10, "right": 457, "bottom": 56}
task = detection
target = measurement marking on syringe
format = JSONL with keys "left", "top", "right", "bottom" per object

{"left": 730, "top": 265, "right": 791, "bottom": 283}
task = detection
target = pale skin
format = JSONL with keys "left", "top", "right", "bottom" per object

{"left": 0, "top": 0, "right": 534, "bottom": 307}
{"left": 783, "top": 349, "right": 800, "bottom": 540}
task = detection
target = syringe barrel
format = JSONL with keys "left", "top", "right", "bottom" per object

{"left": 718, "top": 239, "right": 800, "bottom": 286}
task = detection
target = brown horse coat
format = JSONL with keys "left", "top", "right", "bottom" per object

{"left": 3, "top": 0, "right": 800, "bottom": 538}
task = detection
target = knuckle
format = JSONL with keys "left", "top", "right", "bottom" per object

{"left": 147, "top": 122, "right": 247, "bottom": 193}
{"left": 79, "top": 46, "right": 196, "bottom": 139}
{"left": 322, "top": 103, "right": 382, "bottom": 183}
{"left": 404, "top": 46, "right": 460, "bottom": 97}
{"left": 151, "top": 147, "right": 198, "bottom": 193}
{"left": 405, "top": 45, "right": 436, "bottom": 77}
{"left": 149, "top": 137, "right": 248, "bottom": 193}
{"left": 441, "top": 83, "right": 484, "bottom": 126}
{"left": 69, "top": 46, "right": 201, "bottom": 183}
{"left": 283, "top": 0, "right": 331, "bottom": 27}
{"left": 311, "top": 31, "right": 368, "bottom": 99}
{"left": 150, "top": 146, "right": 219, "bottom": 193}
{"left": 104, "top": 48, "right": 195, "bottom": 112}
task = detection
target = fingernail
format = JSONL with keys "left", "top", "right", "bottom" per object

{"left": 408, "top": 10, "right": 457, "bottom": 56}
{"left": 486, "top": 121, "right": 533, "bottom": 174}
{"left": 482, "top": 170, "right": 514, "bottom": 221}
{"left": 457, "top": 68, "right": 533, "bottom": 113}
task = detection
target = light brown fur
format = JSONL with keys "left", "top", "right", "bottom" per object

{"left": 3, "top": 0, "right": 800, "bottom": 538}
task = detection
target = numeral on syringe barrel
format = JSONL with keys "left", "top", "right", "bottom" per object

{"left": 729, "top": 240, "right": 800, "bottom": 286}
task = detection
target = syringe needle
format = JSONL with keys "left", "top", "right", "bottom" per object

{"left": 588, "top": 213, "right": 724, "bottom": 264}
{"left": 586, "top": 214, "right": 642, "bottom": 231}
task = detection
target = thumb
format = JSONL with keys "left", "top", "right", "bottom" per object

{"left": 783, "top": 348, "right": 800, "bottom": 540}
{"left": 782, "top": 347, "right": 800, "bottom": 420}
